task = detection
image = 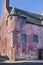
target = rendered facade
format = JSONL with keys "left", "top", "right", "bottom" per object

{"left": 0, "top": 0, "right": 43, "bottom": 61}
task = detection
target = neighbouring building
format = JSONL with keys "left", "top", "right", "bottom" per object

{"left": 0, "top": 0, "right": 43, "bottom": 61}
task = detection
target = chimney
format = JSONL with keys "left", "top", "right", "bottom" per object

{"left": 1, "top": 0, "right": 10, "bottom": 22}
{"left": 3, "top": 0, "right": 9, "bottom": 10}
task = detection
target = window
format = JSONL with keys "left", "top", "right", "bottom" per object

{"left": 0, "top": 26, "right": 1, "bottom": 31}
{"left": 0, "top": 36, "right": 1, "bottom": 41}
{"left": 3, "top": 48, "right": 6, "bottom": 53}
{"left": 21, "top": 33, "right": 26, "bottom": 43}
{"left": 10, "top": 16, "right": 13, "bottom": 20}
{"left": 6, "top": 20, "right": 8, "bottom": 26}
{"left": 21, "top": 18, "right": 26, "bottom": 26}
{"left": 33, "top": 34, "right": 38, "bottom": 43}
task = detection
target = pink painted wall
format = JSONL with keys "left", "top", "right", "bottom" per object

{"left": 11, "top": 17, "right": 43, "bottom": 60}
{"left": 24, "top": 24, "right": 43, "bottom": 49}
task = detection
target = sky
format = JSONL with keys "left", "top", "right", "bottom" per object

{"left": 0, "top": 0, "right": 43, "bottom": 18}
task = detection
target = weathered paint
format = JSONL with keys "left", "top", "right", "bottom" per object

{"left": 0, "top": 0, "right": 43, "bottom": 61}
{"left": 12, "top": 18, "right": 43, "bottom": 60}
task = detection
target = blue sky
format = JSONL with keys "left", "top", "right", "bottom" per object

{"left": 0, "top": 0, "right": 43, "bottom": 18}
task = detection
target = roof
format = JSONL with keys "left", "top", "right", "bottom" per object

{"left": 10, "top": 7, "right": 17, "bottom": 15}
{"left": 8, "top": 7, "right": 12, "bottom": 14}
{"left": 8, "top": 7, "right": 43, "bottom": 26}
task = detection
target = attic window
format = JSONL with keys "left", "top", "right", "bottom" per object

{"left": 10, "top": 16, "right": 13, "bottom": 20}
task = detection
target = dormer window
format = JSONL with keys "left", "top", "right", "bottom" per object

{"left": 10, "top": 16, "right": 13, "bottom": 20}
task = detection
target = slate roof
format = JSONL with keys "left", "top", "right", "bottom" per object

{"left": 10, "top": 7, "right": 17, "bottom": 16}
{"left": 8, "top": 7, "right": 43, "bottom": 26}
{"left": 8, "top": 7, "right": 12, "bottom": 14}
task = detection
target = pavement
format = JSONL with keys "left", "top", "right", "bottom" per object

{"left": 0, "top": 56, "right": 43, "bottom": 63}
{"left": 0, "top": 55, "right": 9, "bottom": 62}
{"left": 0, "top": 56, "right": 43, "bottom": 64}
{"left": 0, "top": 59, "right": 43, "bottom": 65}
{"left": 0, "top": 57, "right": 9, "bottom": 62}
{"left": 0, "top": 60, "right": 43, "bottom": 63}
{"left": 0, "top": 61, "right": 43, "bottom": 65}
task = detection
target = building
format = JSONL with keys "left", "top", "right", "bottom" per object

{"left": 0, "top": 0, "right": 43, "bottom": 61}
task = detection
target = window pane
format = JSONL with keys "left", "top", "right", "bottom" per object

{"left": 6, "top": 20, "right": 8, "bottom": 26}
{"left": 33, "top": 34, "right": 38, "bottom": 43}
{"left": 10, "top": 16, "right": 13, "bottom": 20}
{"left": 21, "top": 33, "right": 26, "bottom": 42}
{"left": 22, "top": 18, "right": 26, "bottom": 26}
{"left": 0, "top": 36, "right": 1, "bottom": 41}
{"left": 3, "top": 48, "right": 6, "bottom": 53}
{"left": 0, "top": 26, "right": 1, "bottom": 30}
